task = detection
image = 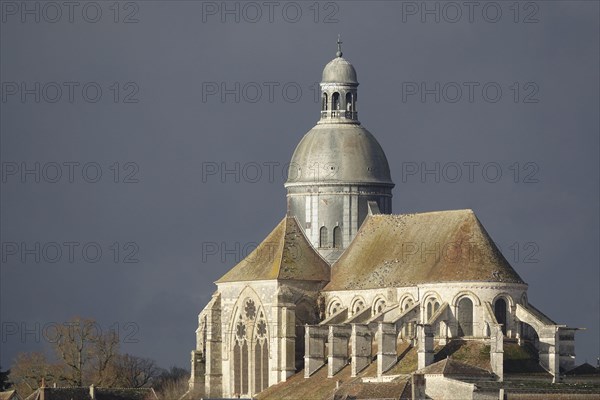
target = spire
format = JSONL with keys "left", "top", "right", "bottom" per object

{"left": 336, "top": 34, "right": 343, "bottom": 57}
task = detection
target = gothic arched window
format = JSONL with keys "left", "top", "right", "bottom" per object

{"left": 402, "top": 298, "right": 414, "bottom": 311}
{"left": 400, "top": 297, "right": 415, "bottom": 339}
{"left": 254, "top": 318, "right": 269, "bottom": 392}
{"left": 426, "top": 299, "right": 440, "bottom": 322}
{"left": 351, "top": 298, "right": 365, "bottom": 316}
{"left": 494, "top": 298, "right": 507, "bottom": 335}
{"left": 233, "top": 316, "right": 248, "bottom": 395}
{"left": 373, "top": 298, "right": 386, "bottom": 315}
{"left": 328, "top": 299, "right": 342, "bottom": 316}
{"left": 232, "top": 297, "right": 270, "bottom": 396}
{"left": 457, "top": 297, "right": 474, "bottom": 337}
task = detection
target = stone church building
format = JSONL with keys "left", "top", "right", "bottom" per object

{"left": 188, "top": 44, "right": 578, "bottom": 399}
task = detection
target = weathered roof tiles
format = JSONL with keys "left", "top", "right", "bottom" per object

{"left": 325, "top": 209, "right": 525, "bottom": 291}
{"left": 216, "top": 217, "right": 330, "bottom": 283}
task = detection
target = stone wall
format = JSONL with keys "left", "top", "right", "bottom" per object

{"left": 194, "top": 279, "right": 324, "bottom": 398}
{"left": 324, "top": 282, "right": 527, "bottom": 340}
{"left": 423, "top": 375, "right": 476, "bottom": 400}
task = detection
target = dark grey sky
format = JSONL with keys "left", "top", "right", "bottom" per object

{"left": 1, "top": 1, "right": 598, "bottom": 371}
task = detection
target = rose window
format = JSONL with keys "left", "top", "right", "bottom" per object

{"left": 245, "top": 299, "right": 256, "bottom": 320}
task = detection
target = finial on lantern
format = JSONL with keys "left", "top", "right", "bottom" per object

{"left": 336, "top": 34, "right": 343, "bottom": 57}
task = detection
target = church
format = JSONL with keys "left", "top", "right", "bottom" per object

{"left": 187, "top": 42, "right": 580, "bottom": 399}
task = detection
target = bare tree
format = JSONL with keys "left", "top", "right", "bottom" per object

{"left": 0, "top": 366, "right": 10, "bottom": 390}
{"left": 9, "top": 317, "right": 165, "bottom": 393}
{"left": 8, "top": 352, "right": 64, "bottom": 397}
{"left": 53, "top": 317, "right": 120, "bottom": 386}
{"left": 155, "top": 375, "right": 191, "bottom": 400}
{"left": 109, "top": 354, "right": 160, "bottom": 388}
{"left": 91, "top": 330, "right": 119, "bottom": 386}
{"left": 154, "top": 367, "right": 192, "bottom": 400}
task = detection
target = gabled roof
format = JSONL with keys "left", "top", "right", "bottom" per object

{"left": 92, "top": 388, "right": 158, "bottom": 400}
{"left": 566, "top": 363, "right": 600, "bottom": 375}
{"left": 0, "top": 391, "right": 19, "bottom": 400}
{"left": 24, "top": 388, "right": 157, "bottom": 400}
{"left": 415, "top": 357, "right": 494, "bottom": 377}
{"left": 216, "top": 217, "right": 330, "bottom": 283}
{"left": 325, "top": 210, "right": 524, "bottom": 291}
{"left": 332, "top": 380, "right": 411, "bottom": 400}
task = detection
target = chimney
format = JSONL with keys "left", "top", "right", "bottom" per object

{"left": 40, "top": 378, "right": 46, "bottom": 400}
{"left": 89, "top": 384, "right": 95, "bottom": 399}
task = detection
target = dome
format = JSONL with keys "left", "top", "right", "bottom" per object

{"left": 285, "top": 124, "right": 393, "bottom": 186}
{"left": 321, "top": 57, "right": 358, "bottom": 84}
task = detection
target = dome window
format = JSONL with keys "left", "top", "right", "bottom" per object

{"left": 322, "top": 93, "right": 328, "bottom": 111}
{"left": 346, "top": 92, "right": 353, "bottom": 112}
{"left": 332, "top": 92, "right": 340, "bottom": 110}
{"left": 319, "top": 226, "right": 328, "bottom": 248}
{"left": 333, "top": 226, "right": 342, "bottom": 249}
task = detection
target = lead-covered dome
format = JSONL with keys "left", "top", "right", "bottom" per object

{"left": 285, "top": 124, "right": 393, "bottom": 186}
{"left": 321, "top": 57, "right": 358, "bottom": 84}
{"left": 285, "top": 40, "right": 394, "bottom": 262}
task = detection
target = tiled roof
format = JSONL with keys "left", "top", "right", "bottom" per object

{"left": 566, "top": 363, "right": 600, "bottom": 375}
{"left": 24, "top": 387, "right": 157, "bottom": 400}
{"left": 216, "top": 217, "right": 330, "bottom": 283}
{"left": 0, "top": 391, "right": 18, "bottom": 400}
{"left": 325, "top": 210, "right": 524, "bottom": 290}
{"left": 95, "top": 388, "right": 157, "bottom": 400}
{"left": 332, "top": 380, "right": 410, "bottom": 400}
{"left": 415, "top": 357, "right": 494, "bottom": 378}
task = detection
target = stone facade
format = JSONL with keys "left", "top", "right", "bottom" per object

{"left": 321, "top": 282, "right": 528, "bottom": 342}
{"left": 194, "top": 280, "right": 326, "bottom": 398}
{"left": 189, "top": 44, "right": 579, "bottom": 398}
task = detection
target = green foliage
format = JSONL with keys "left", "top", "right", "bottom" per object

{"left": 503, "top": 341, "right": 546, "bottom": 373}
